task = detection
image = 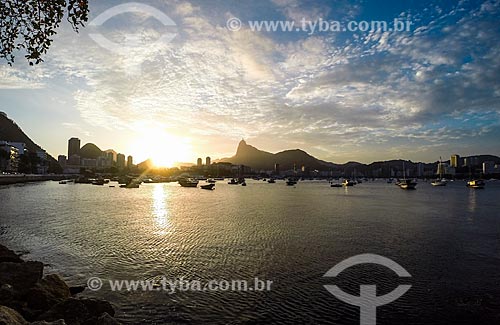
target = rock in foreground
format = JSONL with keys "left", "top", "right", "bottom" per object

{"left": 0, "top": 244, "right": 122, "bottom": 325}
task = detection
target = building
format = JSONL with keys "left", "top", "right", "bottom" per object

{"left": 116, "top": 153, "right": 126, "bottom": 169}
{"left": 68, "top": 137, "right": 80, "bottom": 158}
{"left": 417, "top": 162, "right": 424, "bottom": 177}
{"left": 127, "top": 155, "right": 133, "bottom": 168}
{"left": 483, "top": 161, "right": 495, "bottom": 175}
{"left": 81, "top": 158, "right": 97, "bottom": 168}
{"left": 67, "top": 154, "right": 81, "bottom": 166}
{"left": 36, "top": 150, "right": 49, "bottom": 174}
{"left": 450, "top": 154, "right": 461, "bottom": 168}
{"left": 197, "top": 158, "right": 202, "bottom": 167}
{"left": 0, "top": 142, "right": 20, "bottom": 172}
{"left": 58, "top": 155, "right": 67, "bottom": 168}
{"left": 206, "top": 156, "right": 211, "bottom": 166}
{"left": 464, "top": 156, "right": 478, "bottom": 167}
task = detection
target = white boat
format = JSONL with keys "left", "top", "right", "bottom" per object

{"left": 399, "top": 179, "right": 417, "bottom": 190}
{"left": 431, "top": 179, "right": 447, "bottom": 186}
{"left": 398, "top": 162, "right": 417, "bottom": 190}
{"left": 431, "top": 157, "right": 447, "bottom": 186}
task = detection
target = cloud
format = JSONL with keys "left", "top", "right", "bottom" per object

{"left": 3, "top": 0, "right": 499, "bottom": 162}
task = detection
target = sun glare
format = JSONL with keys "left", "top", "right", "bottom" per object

{"left": 129, "top": 128, "right": 192, "bottom": 168}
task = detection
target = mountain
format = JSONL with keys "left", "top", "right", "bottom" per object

{"left": 80, "top": 143, "right": 103, "bottom": 159}
{"left": 0, "top": 111, "right": 60, "bottom": 171}
{"left": 219, "top": 140, "right": 340, "bottom": 171}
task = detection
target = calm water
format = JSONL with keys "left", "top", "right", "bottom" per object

{"left": 1, "top": 180, "right": 500, "bottom": 324}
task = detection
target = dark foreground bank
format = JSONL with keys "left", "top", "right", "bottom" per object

{"left": 0, "top": 244, "right": 121, "bottom": 325}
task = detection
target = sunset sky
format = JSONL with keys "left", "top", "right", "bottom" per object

{"left": 1, "top": 0, "right": 499, "bottom": 165}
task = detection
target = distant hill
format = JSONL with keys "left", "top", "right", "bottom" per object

{"left": 219, "top": 140, "right": 340, "bottom": 171}
{"left": 219, "top": 140, "right": 500, "bottom": 176}
{"left": 0, "top": 112, "right": 58, "bottom": 163}
{"left": 80, "top": 143, "right": 103, "bottom": 159}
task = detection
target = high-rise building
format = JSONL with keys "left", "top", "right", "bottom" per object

{"left": 483, "top": 161, "right": 495, "bottom": 175}
{"left": 464, "top": 156, "right": 478, "bottom": 167}
{"left": 415, "top": 162, "right": 423, "bottom": 177}
{"left": 450, "top": 154, "right": 461, "bottom": 168}
{"left": 117, "top": 153, "right": 126, "bottom": 169}
{"left": 206, "top": 156, "right": 211, "bottom": 166}
{"left": 197, "top": 158, "right": 202, "bottom": 167}
{"left": 58, "top": 155, "right": 67, "bottom": 168}
{"left": 68, "top": 137, "right": 80, "bottom": 158}
{"left": 67, "top": 154, "right": 80, "bottom": 166}
{"left": 127, "top": 155, "right": 133, "bottom": 168}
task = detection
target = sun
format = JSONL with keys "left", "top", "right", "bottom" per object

{"left": 128, "top": 128, "right": 192, "bottom": 168}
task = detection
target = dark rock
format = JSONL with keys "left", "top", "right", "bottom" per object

{"left": 37, "top": 298, "right": 90, "bottom": 324}
{"left": 37, "top": 298, "right": 115, "bottom": 325}
{"left": 0, "top": 261, "right": 43, "bottom": 293}
{"left": 79, "top": 299, "right": 115, "bottom": 318}
{"left": 69, "top": 286, "right": 86, "bottom": 296}
{"left": 0, "top": 245, "right": 23, "bottom": 263}
{"left": 27, "top": 274, "right": 71, "bottom": 310}
{"left": 0, "top": 305, "right": 28, "bottom": 325}
{"left": 95, "top": 313, "right": 120, "bottom": 325}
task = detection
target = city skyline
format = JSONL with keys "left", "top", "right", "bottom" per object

{"left": 1, "top": 0, "right": 500, "bottom": 164}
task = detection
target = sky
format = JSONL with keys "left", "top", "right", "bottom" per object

{"left": 0, "top": 0, "right": 499, "bottom": 165}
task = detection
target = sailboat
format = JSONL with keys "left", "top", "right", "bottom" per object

{"left": 398, "top": 161, "right": 417, "bottom": 190}
{"left": 466, "top": 163, "right": 486, "bottom": 189}
{"left": 431, "top": 157, "right": 447, "bottom": 186}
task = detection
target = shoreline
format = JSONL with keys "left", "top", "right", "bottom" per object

{"left": 0, "top": 175, "right": 69, "bottom": 186}
{"left": 0, "top": 244, "right": 121, "bottom": 324}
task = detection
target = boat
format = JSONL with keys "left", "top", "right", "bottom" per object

{"left": 431, "top": 179, "right": 447, "bottom": 186}
{"left": 466, "top": 179, "right": 485, "bottom": 189}
{"left": 200, "top": 183, "right": 215, "bottom": 190}
{"left": 431, "top": 157, "right": 447, "bottom": 186}
{"left": 241, "top": 182, "right": 247, "bottom": 186}
{"left": 92, "top": 179, "right": 105, "bottom": 186}
{"left": 58, "top": 180, "right": 67, "bottom": 184}
{"left": 120, "top": 180, "right": 140, "bottom": 188}
{"left": 267, "top": 179, "right": 276, "bottom": 183}
{"left": 228, "top": 178, "right": 238, "bottom": 185}
{"left": 178, "top": 178, "right": 199, "bottom": 187}
{"left": 342, "top": 179, "right": 355, "bottom": 186}
{"left": 398, "top": 179, "right": 417, "bottom": 190}
{"left": 387, "top": 178, "right": 393, "bottom": 184}
{"left": 286, "top": 178, "right": 297, "bottom": 186}
{"left": 207, "top": 179, "right": 216, "bottom": 183}
{"left": 398, "top": 162, "right": 417, "bottom": 190}
{"left": 330, "top": 183, "right": 342, "bottom": 187}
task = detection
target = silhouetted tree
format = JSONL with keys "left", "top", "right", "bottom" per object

{"left": 0, "top": 0, "right": 89, "bottom": 65}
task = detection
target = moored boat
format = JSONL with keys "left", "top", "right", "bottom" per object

{"left": 399, "top": 179, "right": 417, "bottom": 190}
{"left": 342, "top": 179, "right": 355, "bottom": 186}
{"left": 201, "top": 183, "right": 215, "bottom": 190}
{"left": 178, "top": 178, "right": 199, "bottom": 187}
{"left": 466, "top": 179, "right": 485, "bottom": 189}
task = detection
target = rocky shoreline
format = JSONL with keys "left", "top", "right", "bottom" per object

{"left": 0, "top": 244, "right": 121, "bottom": 325}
